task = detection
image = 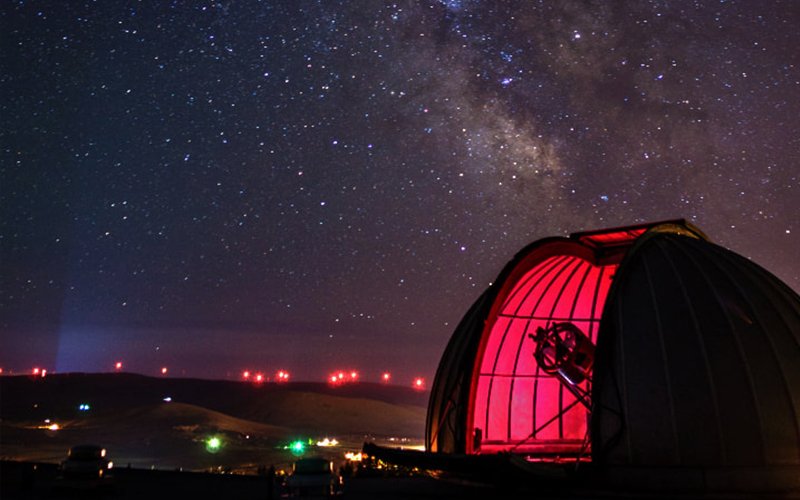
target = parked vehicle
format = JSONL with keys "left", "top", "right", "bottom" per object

{"left": 56, "top": 444, "right": 114, "bottom": 488}
{"left": 284, "top": 457, "right": 343, "bottom": 497}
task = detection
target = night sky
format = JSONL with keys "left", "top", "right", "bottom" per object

{"left": 2, "top": 0, "right": 798, "bottom": 383}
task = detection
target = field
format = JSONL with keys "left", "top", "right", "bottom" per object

{"left": 0, "top": 373, "right": 428, "bottom": 473}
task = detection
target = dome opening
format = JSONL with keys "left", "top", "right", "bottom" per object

{"left": 470, "top": 253, "right": 616, "bottom": 456}
{"left": 426, "top": 220, "right": 711, "bottom": 459}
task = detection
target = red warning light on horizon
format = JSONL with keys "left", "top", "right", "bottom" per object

{"left": 115, "top": 362, "right": 122, "bottom": 370}
{"left": 414, "top": 378, "right": 425, "bottom": 390}
{"left": 382, "top": 373, "right": 391, "bottom": 382}
{"left": 161, "top": 367, "right": 168, "bottom": 374}
{"left": 243, "top": 370, "right": 250, "bottom": 379}
{"left": 33, "top": 367, "right": 40, "bottom": 375}
{"left": 255, "top": 373, "right": 264, "bottom": 383}
{"left": 277, "top": 371, "right": 290, "bottom": 382}
{"left": 329, "top": 370, "right": 358, "bottom": 386}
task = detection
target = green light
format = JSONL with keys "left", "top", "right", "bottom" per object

{"left": 290, "top": 440, "right": 305, "bottom": 457}
{"left": 206, "top": 437, "right": 221, "bottom": 453}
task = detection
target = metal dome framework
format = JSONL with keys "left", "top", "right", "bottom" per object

{"left": 472, "top": 252, "right": 614, "bottom": 455}
{"left": 426, "top": 222, "right": 672, "bottom": 457}
{"left": 463, "top": 223, "right": 665, "bottom": 457}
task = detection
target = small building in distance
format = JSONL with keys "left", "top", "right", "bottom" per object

{"left": 426, "top": 219, "right": 800, "bottom": 492}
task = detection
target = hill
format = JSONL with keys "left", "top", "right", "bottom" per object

{"left": 0, "top": 373, "right": 428, "bottom": 471}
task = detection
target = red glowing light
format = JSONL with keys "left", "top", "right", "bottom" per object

{"left": 383, "top": 373, "right": 391, "bottom": 382}
{"left": 41, "top": 369, "right": 47, "bottom": 377}
{"left": 32, "top": 367, "right": 40, "bottom": 375}
{"left": 115, "top": 362, "right": 122, "bottom": 370}
{"left": 243, "top": 371, "right": 250, "bottom": 379}
{"left": 329, "top": 373, "right": 345, "bottom": 385}
{"left": 277, "top": 371, "right": 289, "bottom": 381}
{"left": 329, "top": 370, "right": 364, "bottom": 386}
{"left": 414, "top": 378, "right": 425, "bottom": 390}
{"left": 161, "top": 367, "right": 168, "bottom": 374}
{"left": 255, "top": 374, "right": 264, "bottom": 382}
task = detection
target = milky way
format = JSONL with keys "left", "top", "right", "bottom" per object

{"left": 1, "top": 0, "right": 798, "bottom": 381}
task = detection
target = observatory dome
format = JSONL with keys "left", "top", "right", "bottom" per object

{"left": 426, "top": 220, "right": 800, "bottom": 492}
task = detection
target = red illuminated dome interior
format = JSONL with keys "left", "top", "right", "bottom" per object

{"left": 425, "top": 220, "right": 710, "bottom": 459}
{"left": 461, "top": 224, "right": 653, "bottom": 457}
{"left": 471, "top": 254, "right": 616, "bottom": 455}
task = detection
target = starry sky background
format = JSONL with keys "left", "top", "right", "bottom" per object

{"left": 2, "top": 0, "right": 798, "bottom": 382}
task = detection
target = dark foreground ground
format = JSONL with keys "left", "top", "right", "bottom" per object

{"left": 0, "top": 460, "right": 534, "bottom": 500}
{"left": 5, "top": 461, "right": 800, "bottom": 500}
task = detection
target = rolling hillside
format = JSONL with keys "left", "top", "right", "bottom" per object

{"left": 0, "top": 373, "right": 428, "bottom": 471}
